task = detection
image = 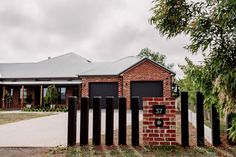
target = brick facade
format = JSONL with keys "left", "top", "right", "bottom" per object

{"left": 143, "top": 97, "right": 176, "bottom": 146}
{"left": 12, "top": 87, "right": 20, "bottom": 108}
{"left": 122, "top": 60, "right": 172, "bottom": 108}
{"left": 81, "top": 60, "right": 172, "bottom": 109}
{"left": 66, "top": 86, "right": 73, "bottom": 106}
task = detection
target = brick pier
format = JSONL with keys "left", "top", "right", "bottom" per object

{"left": 143, "top": 97, "right": 176, "bottom": 146}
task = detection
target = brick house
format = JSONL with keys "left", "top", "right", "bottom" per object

{"left": 0, "top": 53, "right": 175, "bottom": 110}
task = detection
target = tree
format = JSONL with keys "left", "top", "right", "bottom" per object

{"left": 150, "top": 0, "right": 236, "bottom": 140}
{"left": 138, "top": 48, "right": 174, "bottom": 69}
{"left": 45, "top": 85, "right": 58, "bottom": 105}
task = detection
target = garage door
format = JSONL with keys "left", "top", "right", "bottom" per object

{"left": 131, "top": 81, "right": 163, "bottom": 109}
{"left": 89, "top": 82, "right": 118, "bottom": 109}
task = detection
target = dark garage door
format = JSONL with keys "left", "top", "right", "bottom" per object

{"left": 131, "top": 81, "right": 163, "bottom": 109}
{"left": 89, "top": 82, "right": 118, "bottom": 109}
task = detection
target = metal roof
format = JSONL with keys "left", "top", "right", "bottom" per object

{"left": 0, "top": 80, "right": 82, "bottom": 85}
{"left": 0, "top": 52, "right": 175, "bottom": 79}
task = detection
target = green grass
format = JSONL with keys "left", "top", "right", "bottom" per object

{"left": 46, "top": 145, "right": 219, "bottom": 157}
{"left": 0, "top": 113, "right": 55, "bottom": 125}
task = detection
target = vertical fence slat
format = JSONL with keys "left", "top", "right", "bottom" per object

{"left": 211, "top": 104, "right": 221, "bottom": 146}
{"left": 80, "top": 97, "right": 89, "bottom": 146}
{"left": 119, "top": 97, "right": 127, "bottom": 145}
{"left": 131, "top": 96, "right": 139, "bottom": 146}
{"left": 93, "top": 96, "right": 101, "bottom": 145}
{"left": 181, "top": 92, "right": 189, "bottom": 147}
{"left": 106, "top": 96, "right": 114, "bottom": 145}
{"left": 67, "top": 96, "right": 77, "bottom": 147}
{"left": 196, "top": 92, "right": 204, "bottom": 146}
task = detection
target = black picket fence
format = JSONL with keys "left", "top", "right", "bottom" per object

{"left": 179, "top": 91, "right": 236, "bottom": 147}
{"left": 67, "top": 96, "right": 140, "bottom": 147}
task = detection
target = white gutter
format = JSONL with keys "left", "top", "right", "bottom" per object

{"left": 0, "top": 80, "right": 82, "bottom": 85}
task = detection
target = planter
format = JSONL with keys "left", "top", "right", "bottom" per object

{"left": 26, "top": 104, "right": 32, "bottom": 109}
{"left": 50, "top": 104, "right": 56, "bottom": 109}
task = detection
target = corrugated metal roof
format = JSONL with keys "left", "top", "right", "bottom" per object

{"left": 0, "top": 52, "right": 175, "bottom": 79}
{"left": 79, "top": 56, "right": 142, "bottom": 76}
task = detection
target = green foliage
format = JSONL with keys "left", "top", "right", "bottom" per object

{"left": 228, "top": 114, "right": 236, "bottom": 142}
{"left": 138, "top": 48, "right": 174, "bottom": 69}
{"left": 45, "top": 85, "right": 58, "bottom": 105}
{"left": 151, "top": 0, "right": 236, "bottom": 141}
{"left": 214, "top": 70, "right": 236, "bottom": 114}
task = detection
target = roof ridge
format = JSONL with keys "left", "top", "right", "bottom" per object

{"left": 114, "top": 56, "right": 138, "bottom": 62}
{"left": 0, "top": 62, "right": 35, "bottom": 65}
{"left": 38, "top": 52, "right": 91, "bottom": 63}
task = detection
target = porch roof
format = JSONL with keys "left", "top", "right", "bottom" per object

{"left": 0, "top": 80, "right": 82, "bottom": 85}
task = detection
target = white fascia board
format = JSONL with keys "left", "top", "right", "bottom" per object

{"left": 0, "top": 80, "right": 82, "bottom": 85}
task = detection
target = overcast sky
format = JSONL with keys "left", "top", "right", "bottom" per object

{"left": 0, "top": 0, "right": 203, "bottom": 78}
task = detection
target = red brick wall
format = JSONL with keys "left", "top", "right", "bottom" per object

{"left": 12, "top": 87, "right": 20, "bottom": 108}
{"left": 65, "top": 86, "right": 80, "bottom": 108}
{"left": 66, "top": 86, "right": 73, "bottom": 106}
{"left": 143, "top": 97, "right": 176, "bottom": 146}
{"left": 81, "top": 60, "right": 172, "bottom": 109}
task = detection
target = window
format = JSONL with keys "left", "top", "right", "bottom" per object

{"left": 43, "top": 87, "right": 48, "bottom": 97}
{"left": 58, "top": 87, "right": 66, "bottom": 104}
{"left": 72, "top": 87, "right": 79, "bottom": 97}
{"left": 10, "top": 88, "right": 13, "bottom": 97}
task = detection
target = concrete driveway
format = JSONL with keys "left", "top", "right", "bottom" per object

{"left": 0, "top": 110, "right": 143, "bottom": 147}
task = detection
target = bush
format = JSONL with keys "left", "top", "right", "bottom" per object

{"left": 45, "top": 85, "right": 58, "bottom": 105}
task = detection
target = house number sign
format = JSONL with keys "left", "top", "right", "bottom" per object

{"left": 153, "top": 105, "right": 166, "bottom": 115}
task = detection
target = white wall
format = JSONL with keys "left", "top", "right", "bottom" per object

{"left": 188, "top": 110, "right": 212, "bottom": 144}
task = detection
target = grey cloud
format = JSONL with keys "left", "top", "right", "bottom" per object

{"left": 40, "top": 0, "right": 124, "bottom": 40}
{"left": 0, "top": 0, "right": 203, "bottom": 78}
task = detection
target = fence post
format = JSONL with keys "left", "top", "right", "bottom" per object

{"left": 119, "top": 96, "right": 127, "bottom": 145}
{"left": 181, "top": 92, "right": 189, "bottom": 147}
{"left": 131, "top": 96, "right": 139, "bottom": 146}
{"left": 93, "top": 96, "right": 101, "bottom": 145}
{"left": 196, "top": 92, "right": 204, "bottom": 146}
{"left": 67, "top": 96, "right": 77, "bottom": 147}
{"left": 80, "top": 97, "right": 89, "bottom": 146}
{"left": 211, "top": 104, "right": 221, "bottom": 146}
{"left": 106, "top": 96, "right": 114, "bottom": 145}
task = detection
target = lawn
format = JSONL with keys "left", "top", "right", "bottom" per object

{"left": 0, "top": 113, "right": 55, "bottom": 125}
{"left": 46, "top": 145, "right": 219, "bottom": 157}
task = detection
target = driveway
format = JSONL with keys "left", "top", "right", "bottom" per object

{"left": 0, "top": 110, "right": 143, "bottom": 147}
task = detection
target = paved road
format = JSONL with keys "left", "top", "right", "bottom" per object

{"left": 0, "top": 110, "right": 143, "bottom": 147}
